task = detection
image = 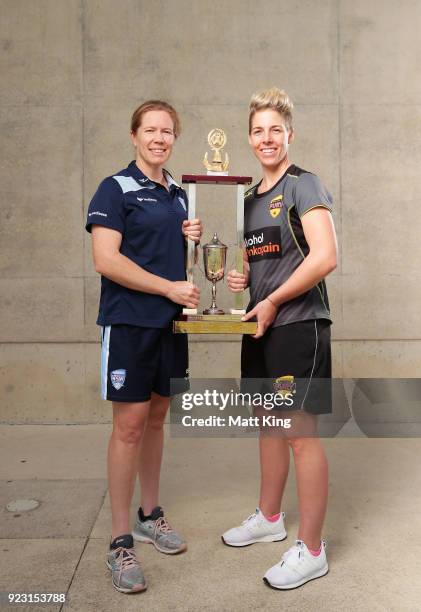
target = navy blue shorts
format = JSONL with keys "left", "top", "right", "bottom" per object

{"left": 100, "top": 324, "right": 189, "bottom": 403}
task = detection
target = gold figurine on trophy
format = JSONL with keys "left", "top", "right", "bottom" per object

{"left": 203, "top": 128, "right": 229, "bottom": 175}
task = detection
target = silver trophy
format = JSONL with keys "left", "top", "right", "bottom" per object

{"left": 202, "top": 233, "right": 227, "bottom": 315}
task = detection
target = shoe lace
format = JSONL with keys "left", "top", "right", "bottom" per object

{"left": 154, "top": 516, "right": 173, "bottom": 534}
{"left": 242, "top": 512, "right": 258, "bottom": 525}
{"left": 282, "top": 541, "right": 304, "bottom": 566}
{"left": 242, "top": 510, "right": 264, "bottom": 532}
{"left": 115, "top": 547, "right": 140, "bottom": 579}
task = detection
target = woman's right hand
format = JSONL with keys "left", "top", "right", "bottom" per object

{"left": 226, "top": 269, "right": 249, "bottom": 293}
{"left": 166, "top": 281, "right": 200, "bottom": 308}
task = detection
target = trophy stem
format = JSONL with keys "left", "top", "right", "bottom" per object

{"left": 203, "top": 279, "right": 224, "bottom": 315}
{"left": 211, "top": 280, "right": 217, "bottom": 309}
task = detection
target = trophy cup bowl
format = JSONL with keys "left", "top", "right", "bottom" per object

{"left": 203, "top": 232, "right": 227, "bottom": 315}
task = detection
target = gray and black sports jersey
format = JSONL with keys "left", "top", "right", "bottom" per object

{"left": 244, "top": 164, "right": 332, "bottom": 327}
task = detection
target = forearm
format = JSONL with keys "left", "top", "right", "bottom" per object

{"left": 95, "top": 252, "right": 172, "bottom": 297}
{"left": 268, "top": 254, "right": 336, "bottom": 307}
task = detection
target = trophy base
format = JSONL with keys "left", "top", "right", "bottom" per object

{"left": 173, "top": 314, "right": 257, "bottom": 335}
{"left": 203, "top": 306, "right": 225, "bottom": 315}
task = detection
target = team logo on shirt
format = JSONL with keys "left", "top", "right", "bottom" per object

{"left": 110, "top": 369, "right": 126, "bottom": 390}
{"left": 273, "top": 375, "right": 296, "bottom": 398}
{"left": 269, "top": 194, "right": 283, "bottom": 218}
{"left": 137, "top": 197, "right": 157, "bottom": 203}
{"left": 244, "top": 226, "right": 281, "bottom": 262}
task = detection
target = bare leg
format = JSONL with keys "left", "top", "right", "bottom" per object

{"left": 138, "top": 392, "right": 170, "bottom": 515}
{"left": 259, "top": 435, "right": 290, "bottom": 517}
{"left": 256, "top": 408, "right": 290, "bottom": 517}
{"left": 108, "top": 401, "right": 150, "bottom": 539}
{"left": 289, "top": 414, "right": 328, "bottom": 550}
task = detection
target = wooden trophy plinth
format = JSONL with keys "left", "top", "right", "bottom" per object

{"left": 173, "top": 313, "right": 257, "bottom": 335}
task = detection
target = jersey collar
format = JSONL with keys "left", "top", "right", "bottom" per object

{"left": 254, "top": 164, "right": 295, "bottom": 199}
{"left": 127, "top": 161, "right": 181, "bottom": 191}
{"left": 164, "top": 170, "right": 181, "bottom": 189}
{"left": 127, "top": 160, "right": 153, "bottom": 186}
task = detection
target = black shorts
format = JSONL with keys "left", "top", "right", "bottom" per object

{"left": 100, "top": 324, "right": 189, "bottom": 403}
{"left": 241, "top": 319, "right": 332, "bottom": 415}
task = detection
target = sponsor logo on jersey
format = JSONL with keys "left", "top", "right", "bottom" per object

{"left": 244, "top": 226, "right": 281, "bottom": 261}
{"left": 137, "top": 197, "right": 157, "bottom": 203}
{"left": 269, "top": 194, "right": 283, "bottom": 218}
{"left": 110, "top": 369, "right": 126, "bottom": 390}
{"left": 273, "top": 375, "right": 296, "bottom": 398}
{"left": 88, "top": 211, "right": 107, "bottom": 217}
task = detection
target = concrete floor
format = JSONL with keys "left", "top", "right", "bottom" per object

{"left": 1, "top": 425, "right": 420, "bottom": 611}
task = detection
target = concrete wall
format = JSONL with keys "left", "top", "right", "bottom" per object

{"left": 1, "top": 0, "right": 420, "bottom": 423}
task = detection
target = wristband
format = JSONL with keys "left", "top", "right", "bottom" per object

{"left": 266, "top": 296, "right": 278, "bottom": 308}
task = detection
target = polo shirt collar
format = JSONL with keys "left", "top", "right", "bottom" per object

{"left": 164, "top": 170, "right": 181, "bottom": 189}
{"left": 127, "top": 161, "right": 181, "bottom": 190}
{"left": 127, "top": 160, "right": 151, "bottom": 184}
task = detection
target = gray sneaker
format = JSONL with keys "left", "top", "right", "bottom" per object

{"left": 132, "top": 506, "right": 187, "bottom": 554}
{"left": 106, "top": 534, "right": 147, "bottom": 593}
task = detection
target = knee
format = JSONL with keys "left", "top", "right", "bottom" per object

{"left": 114, "top": 419, "right": 146, "bottom": 445}
{"left": 287, "top": 437, "right": 307, "bottom": 454}
{"left": 146, "top": 410, "right": 167, "bottom": 432}
{"left": 288, "top": 436, "right": 321, "bottom": 455}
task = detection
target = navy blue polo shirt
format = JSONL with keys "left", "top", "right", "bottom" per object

{"left": 86, "top": 161, "right": 188, "bottom": 328}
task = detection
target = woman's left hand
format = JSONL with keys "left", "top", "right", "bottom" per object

{"left": 182, "top": 219, "right": 202, "bottom": 243}
{"left": 242, "top": 298, "right": 278, "bottom": 339}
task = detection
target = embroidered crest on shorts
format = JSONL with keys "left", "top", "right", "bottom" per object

{"left": 110, "top": 369, "right": 126, "bottom": 390}
{"left": 273, "top": 375, "right": 296, "bottom": 398}
{"left": 269, "top": 194, "right": 283, "bottom": 218}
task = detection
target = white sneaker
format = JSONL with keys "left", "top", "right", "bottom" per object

{"left": 264, "top": 540, "right": 328, "bottom": 590}
{"left": 221, "top": 508, "right": 287, "bottom": 547}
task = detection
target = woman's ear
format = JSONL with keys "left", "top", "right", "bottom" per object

{"left": 130, "top": 130, "right": 137, "bottom": 148}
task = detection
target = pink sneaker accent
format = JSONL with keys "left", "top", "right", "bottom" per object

{"left": 309, "top": 543, "right": 322, "bottom": 557}
{"left": 265, "top": 512, "right": 281, "bottom": 523}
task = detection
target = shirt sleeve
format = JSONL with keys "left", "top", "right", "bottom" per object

{"left": 85, "top": 177, "right": 125, "bottom": 234}
{"left": 293, "top": 172, "right": 333, "bottom": 218}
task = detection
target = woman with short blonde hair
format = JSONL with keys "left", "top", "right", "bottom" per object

{"left": 222, "top": 87, "right": 337, "bottom": 590}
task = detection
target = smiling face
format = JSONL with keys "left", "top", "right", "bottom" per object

{"left": 130, "top": 109, "right": 175, "bottom": 171}
{"left": 248, "top": 109, "right": 294, "bottom": 170}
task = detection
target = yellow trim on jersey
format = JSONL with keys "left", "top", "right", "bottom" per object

{"left": 287, "top": 204, "right": 330, "bottom": 313}
{"left": 300, "top": 203, "right": 332, "bottom": 215}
